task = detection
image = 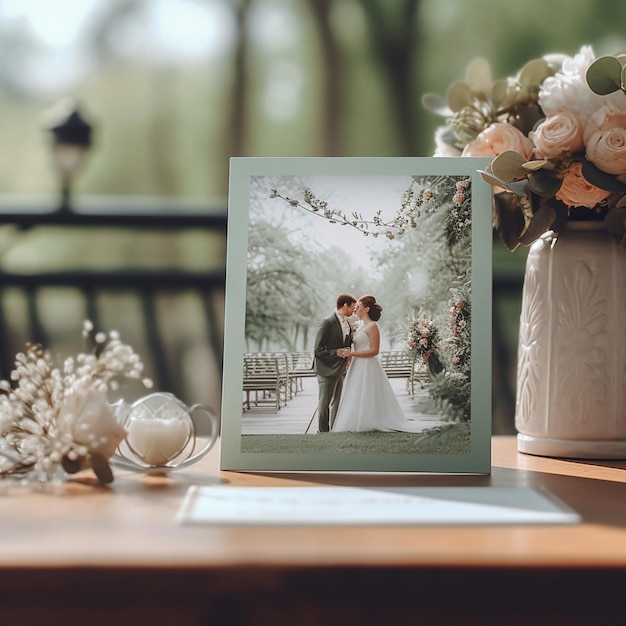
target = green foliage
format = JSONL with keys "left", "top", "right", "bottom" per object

{"left": 582, "top": 160, "right": 626, "bottom": 193}
{"left": 422, "top": 56, "right": 554, "bottom": 149}
{"left": 428, "top": 370, "right": 471, "bottom": 422}
{"left": 413, "top": 422, "right": 471, "bottom": 454}
{"left": 417, "top": 284, "right": 472, "bottom": 423}
{"left": 246, "top": 218, "right": 317, "bottom": 351}
{"left": 586, "top": 55, "right": 625, "bottom": 95}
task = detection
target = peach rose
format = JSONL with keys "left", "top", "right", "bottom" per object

{"left": 555, "top": 162, "right": 611, "bottom": 208}
{"left": 583, "top": 104, "right": 626, "bottom": 175}
{"left": 529, "top": 111, "right": 584, "bottom": 159}
{"left": 462, "top": 123, "right": 534, "bottom": 159}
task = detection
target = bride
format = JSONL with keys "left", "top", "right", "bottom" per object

{"left": 332, "top": 295, "right": 423, "bottom": 433}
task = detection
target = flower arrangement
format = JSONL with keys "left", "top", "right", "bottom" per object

{"left": 423, "top": 45, "right": 626, "bottom": 250}
{"left": 449, "top": 299, "right": 468, "bottom": 337}
{"left": 407, "top": 318, "right": 439, "bottom": 363}
{"left": 407, "top": 295, "right": 471, "bottom": 424}
{"left": 448, "top": 297, "right": 470, "bottom": 368}
{"left": 0, "top": 322, "right": 152, "bottom": 484}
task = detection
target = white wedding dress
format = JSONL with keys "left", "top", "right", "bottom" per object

{"left": 332, "top": 326, "right": 422, "bottom": 433}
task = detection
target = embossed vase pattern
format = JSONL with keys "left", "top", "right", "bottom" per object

{"left": 516, "top": 222, "right": 626, "bottom": 459}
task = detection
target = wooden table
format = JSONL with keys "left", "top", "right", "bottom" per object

{"left": 1, "top": 436, "right": 626, "bottom": 625}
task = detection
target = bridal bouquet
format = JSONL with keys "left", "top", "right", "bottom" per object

{"left": 423, "top": 45, "right": 626, "bottom": 249}
{"left": 0, "top": 322, "right": 152, "bottom": 484}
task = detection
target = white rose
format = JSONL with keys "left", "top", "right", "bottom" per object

{"left": 59, "top": 387, "right": 127, "bottom": 462}
{"left": 539, "top": 45, "right": 625, "bottom": 125}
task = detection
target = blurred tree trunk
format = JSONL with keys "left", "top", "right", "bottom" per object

{"left": 150, "top": 69, "right": 179, "bottom": 195}
{"left": 359, "top": 0, "right": 421, "bottom": 156}
{"left": 230, "top": 0, "right": 252, "bottom": 158}
{"left": 309, "top": 0, "right": 342, "bottom": 156}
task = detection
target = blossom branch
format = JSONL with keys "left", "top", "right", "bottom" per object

{"left": 269, "top": 175, "right": 470, "bottom": 240}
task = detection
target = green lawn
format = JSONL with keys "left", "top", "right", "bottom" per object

{"left": 241, "top": 422, "right": 471, "bottom": 455}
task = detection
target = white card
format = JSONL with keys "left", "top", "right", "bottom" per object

{"left": 177, "top": 485, "right": 580, "bottom": 526}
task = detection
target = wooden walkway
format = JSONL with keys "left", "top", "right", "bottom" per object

{"left": 241, "top": 376, "right": 446, "bottom": 435}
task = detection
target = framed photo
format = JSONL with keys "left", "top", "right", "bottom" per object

{"left": 221, "top": 157, "right": 492, "bottom": 473}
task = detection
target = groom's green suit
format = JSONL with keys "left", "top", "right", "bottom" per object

{"left": 313, "top": 312, "right": 353, "bottom": 432}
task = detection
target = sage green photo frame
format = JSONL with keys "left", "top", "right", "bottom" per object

{"left": 221, "top": 157, "right": 492, "bottom": 474}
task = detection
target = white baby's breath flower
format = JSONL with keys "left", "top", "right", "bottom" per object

{"left": 1, "top": 321, "right": 150, "bottom": 483}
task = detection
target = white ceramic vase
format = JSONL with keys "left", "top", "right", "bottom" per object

{"left": 516, "top": 221, "right": 626, "bottom": 458}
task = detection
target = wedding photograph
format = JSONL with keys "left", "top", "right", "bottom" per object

{"left": 219, "top": 157, "right": 492, "bottom": 471}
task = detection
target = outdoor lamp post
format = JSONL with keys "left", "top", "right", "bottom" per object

{"left": 46, "top": 100, "right": 93, "bottom": 213}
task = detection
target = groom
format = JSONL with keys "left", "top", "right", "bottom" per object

{"left": 313, "top": 293, "right": 356, "bottom": 432}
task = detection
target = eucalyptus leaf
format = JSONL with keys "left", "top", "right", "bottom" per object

{"left": 89, "top": 453, "right": 114, "bottom": 484}
{"left": 490, "top": 79, "right": 508, "bottom": 109}
{"left": 492, "top": 192, "right": 526, "bottom": 250}
{"left": 493, "top": 80, "right": 519, "bottom": 110}
{"left": 506, "top": 179, "right": 532, "bottom": 196}
{"left": 518, "top": 204, "right": 557, "bottom": 246}
{"left": 586, "top": 56, "right": 622, "bottom": 95}
{"left": 528, "top": 170, "right": 562, "bottom": 197}
{"left": 581, "top": 160, "right": 626, "bottom": 192}
{"left": 421, "top": 93, "right": 452, "bottom": 116}
{"left": 489, "top": 151, "right": 527, "bottom": 182}
{"left": 522, "top": 159, "right": 552, "bottom": 171}
{"left": 479, "top": 169, "right": 508, "bottom": 188}
{"left": 550, "top": 201, "right": 570, "bottom": 233}
{"left": 465, "top": 58, "right": 492, "bottom": 98}
{"left": 515, "top": 85, "right": 530, "bottom": 103}
{"left": 447, "top": 81, "right": 474, "bottom": 112}
{"left": 479, "top": 169, "right": 530, "bottom": 196}
{"left": 517, "top": 58, "right": 553, "bottom": 87}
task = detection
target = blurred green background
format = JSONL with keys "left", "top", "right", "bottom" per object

{"left": 1, "top": 0, "right": 625, "bottom": 432}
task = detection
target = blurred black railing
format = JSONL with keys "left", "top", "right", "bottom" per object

{"left": 0, "top": 199, "right": 227, "bottom": 405}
